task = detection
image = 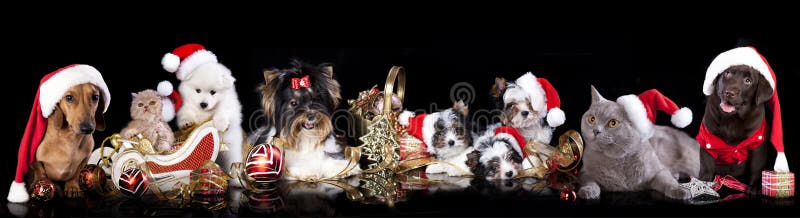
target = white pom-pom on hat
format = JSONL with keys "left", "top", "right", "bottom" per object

{"left": 161, "top": 53, "right": 180, "bottom": 73}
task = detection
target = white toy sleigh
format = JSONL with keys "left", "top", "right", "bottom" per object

{"left": 88, "top": 121, "right": 221, "bottom": 198}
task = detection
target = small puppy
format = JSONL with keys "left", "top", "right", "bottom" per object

{"left": 175, "top": 62, "right": 244, "bottom": 183}
{"left": 251, "top": 60, "right": 359, "bottom": 180}
{"left": 490, "top": 73, "right": 565, "bottom": 145}
{"left": 467, "top": 126, "right": 523, "bottom": 180}
{"left": 399, "top": 100, "right": 473, "bottom": 176}
{"left": 698, "top": 65, "right": 777, "bottom": 192}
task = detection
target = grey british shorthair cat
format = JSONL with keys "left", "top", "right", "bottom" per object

{"left": 577, "top": 86, "right": 702, "bottom": 200}
{"left": 121, "top": 90, "right": 175, "bottom": 152}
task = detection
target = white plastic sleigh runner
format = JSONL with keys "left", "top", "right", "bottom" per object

{"left": 88, "top": 120, "right": 221, "bottom": 198}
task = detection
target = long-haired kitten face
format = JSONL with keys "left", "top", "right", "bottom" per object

{"left": 260, "top": 60, "right": 341, "bottom": 151}
{"left": 130, "top": 90, "right": 162, "bottom": 122}
{"left": 491, "top": 78, "right": 544, "bottom": 129}
{"left": 429, "top": 100, "right": 472, "bottom": 159}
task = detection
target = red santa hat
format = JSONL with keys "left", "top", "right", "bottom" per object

{"left": 703, "top": 46, "right": 787, "bottom": 172}
{"left": 616, "top": 89, "right": 693, "bottom": 139}
{"left": 399, "top": 111, "right": 436, "bottom": 150}
{"left": 493, "top": 126, "right": 527, "bottom": 157}
{"left": 514, "top": 72, "right": 565, "bottom": 127}
{"left": 161, "top": 43, "right": 218, "bottom": 80}
{"left": 156, "top": 80, "right": 182, "bottom": 122}
{"left": 8, "top": 64, "right": 111, "bottom": 203}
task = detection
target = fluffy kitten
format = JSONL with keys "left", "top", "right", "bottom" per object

{"left": 121, "top": 90, "right": 175, "bottom": 152}
{"left": 577, "top": 86, "right": 701, "bottom": 200}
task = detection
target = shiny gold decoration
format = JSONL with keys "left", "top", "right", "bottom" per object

{"left": 516, "top": 129, "right": 584, "bottom": 179}
{"left": 357, "top": 170, "right": 404, "bottom": 207}
{"left": 349, "top": 66, "right": 406, "bottom": 173}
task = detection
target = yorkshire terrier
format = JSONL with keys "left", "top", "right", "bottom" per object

{"left": 398, "top": 100, "right": 474, "bottom": 176}
{"left": 249, "top": 60, "right": 360, "bottom": 180}
{"left": 467, "top": 123, "right": 554, "bottom": 180}
{"left": 490, "top": 73, "right": 565, "bottom": 144}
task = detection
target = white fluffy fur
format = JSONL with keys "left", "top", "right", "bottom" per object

{"left": 425, "top": 146, "right": 474, "bottom": 176}
{"left": 546, "top": 107, "right": 565, "bottom": 128}
{"left": 39, "top": 64, "right": 110, "bottom": 118}
{"left": 7, "top": 181, "right": 28, "bottom": 203}
{"left": 284, "top": 134, "right": 361, "bottom": 180}
{"left": 514, "top": 72, "right": 548, "bottom": 118}
{"left": 616, "top": 94, "right": 653, "bottom": 140}
{"left": 704, "top": 47, "right": 775, "bottom": 96}
{"left": 670, "top": 107, "right": 692, "bottom": 128}
{"left": 175, "top": 63, "right": 243, "bottom": 186}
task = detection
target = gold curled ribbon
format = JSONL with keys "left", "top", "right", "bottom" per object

{"left": 394, "top": 157, "right": 473, "bottom": 176}
{"left": 515, "top": 129, "right": 584, "bottom": 179}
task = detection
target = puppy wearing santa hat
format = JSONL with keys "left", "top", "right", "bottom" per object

{"left": 490, "top": 73, "right": 565, "bottom": 145}
{"left": 7, "top": 64, "right": 111, "bottom": 203}
{"left": 162, "top": 43, "right": 244, "bottom": 187}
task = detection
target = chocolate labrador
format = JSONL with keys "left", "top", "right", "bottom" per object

{"left": 699, "top": 65, "right": 774, "bottom": 194}
{"left": 29, "top": 83, "right": 105, "bottom": 198}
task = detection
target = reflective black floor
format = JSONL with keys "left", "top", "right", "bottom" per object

{"left": 2, "top": 170, "right": 796, "bottom": 217}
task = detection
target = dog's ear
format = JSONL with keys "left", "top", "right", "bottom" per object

{"left": 260, "top": 70, "right": 281, "bottom": 126}
{"left": 263, "top": 70, "right": 280, "bottom": 84}
{"left": 466, "top": 150, "right": 483, "bottom": 173}
{"left": 220, "top": 72, "right": 236, "bottom": 87}
{"left": 320, "top": 63, "right": 334, "bottom": 78}
{"left": 453, "top": 100, "right": 469, "bottom": 117}
{"left": 754, "top": 74, "right": 774, "bottom": 104}
{"left": 490, "top": 77, "right": 507, "bottom": 99}
{"left": 94, "top": 96, "right": 105, "bottom": 131}
{"left": 51, "top": 103, "right": 67, "bottom": 129}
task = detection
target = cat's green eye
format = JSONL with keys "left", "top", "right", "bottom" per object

{"left": 608, "top": 119, "right": 620, "bottom": 128}
{"left": 587, "top": 116, "right": 596, "bottom": 125}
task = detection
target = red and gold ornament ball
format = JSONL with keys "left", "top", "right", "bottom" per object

{"left": 79, "top": 164, "right": 106, "bottom": 192}
{"left": 118, "top": 168, "right": 149, "bottom": 197}
{"left": 31, "top": 180, "right": 56, "bottom": 201}
{"left": 246, "top": 143, "right": 283, "bottom": 184}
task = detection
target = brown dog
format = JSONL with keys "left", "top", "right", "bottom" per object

{"left": 29, "top": 83, "right": 105, "bottom": 198}
{"left": 698, "top": 65, "right": 774, "bottom": 194}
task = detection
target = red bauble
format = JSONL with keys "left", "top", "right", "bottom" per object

{"left": 118, "top": 168, "right": 149, "bottom": 197}
{"left": 31, "top": 180, "right": 55, "bottom": 201}
{"left": 559, "top": 187, "right": 577, "bottom": 202}
{"left": 246, "top": 143, "right": 283, "bottom": 184}
{"left": 79, "top": 164, "right": 106, "bottom": 192}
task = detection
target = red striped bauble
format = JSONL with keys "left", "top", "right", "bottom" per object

{"left": 245, "top": 143, "right": 283, "bottom": 184}
{"left": 118, "top": 168, "right": 149, "bottom": 197}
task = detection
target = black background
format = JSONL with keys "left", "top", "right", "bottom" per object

{"left": 2, "top": 22, "right": 799, "bottom": 216}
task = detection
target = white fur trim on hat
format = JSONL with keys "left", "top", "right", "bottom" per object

{"left": 7, "top": 181, "right": 28, "bottom": 203}
{"left": 398, "top": 110, "right": 415, "bottom": 126}
{"left": 616, "top": 94, "right": 653, "bottom": 139}
{"left": 161, "top": 53, "right": 180, "bottom": 73}
{"left": 670, "top": 107, "right": 692, "bottom": 128}
{"left": 422, "top": 113, "right": 439, "bottom": 154}
{"left": 157, "top": 80, "right": 173, "bottom": 96}
{"left": 704, "top": 47, "right": 776, "bottom": 96}
{"left": 774, "top": 152, "right": 789, "bottom": 172}
{"left": 175, "top": 50, "right": 218, "bottom": 80}
{"left": 514, "top": 72, "right": 548, "bottom": 118}
{"left": 39, "top": 65, "right": 111, "bottom": 118}
{"left": 161, "top": 98, "right": 176, "bottom": 122}
{"left": 494, "top": 132, "right": 522, "bottom": 157}
{"left": 546, "top": 107, "right": 565, "bottom": 127}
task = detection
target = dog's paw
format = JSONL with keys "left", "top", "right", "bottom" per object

{"left": 179, "top": 120, "right": 194, "bottom": 130}
{"left": 445, "top": 167, "right": 471, "bottom": 177}
{"left": 577, "top": 185, "right": 601, "bottom": 199}
{"left": 213, "top": 117, "right": 230, "bottom": 132}
{"left": 666, "top": 186, "right": 692, "bottom": 200}
{"left": 425, "top": 163, "right": 446, "bottom": 174}
{"left": 64, "top": 180, "right": 83, "bottom": 198}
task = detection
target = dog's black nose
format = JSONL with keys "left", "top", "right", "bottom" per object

{"left": 505, "top": 171, "right": 514, "bottom": 178}
{"left": 725, "top": 89, "right": 738, "bottom": 98}
{"left": 200, "top": 102, "right": 208, "bottom": 109}
{"left": 307, "top": 113, "right": 316, "bottom": 121}
{"left": 448, "top": 140, "right": 455, "bottom": 146}
{"left": 520, "top": 111, "right": 529, "bottom": 117}
{"left": 79, "top": 122, "right": 94, "bottom": 134}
